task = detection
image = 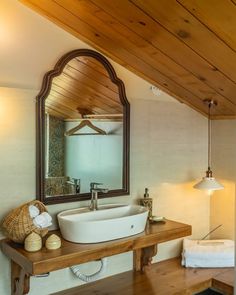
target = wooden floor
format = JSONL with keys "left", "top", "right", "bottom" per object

{"left": 52, "top": 258, "right": 234, "bottom": 295}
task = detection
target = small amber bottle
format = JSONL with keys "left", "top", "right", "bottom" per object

{"left": 140, "top": 188, "right": 153, "bottom": 219}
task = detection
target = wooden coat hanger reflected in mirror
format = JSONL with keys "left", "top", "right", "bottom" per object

{"left": 65, "top": 119, "right": 107, "bottom": 136}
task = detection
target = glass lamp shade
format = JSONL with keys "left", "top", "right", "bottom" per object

{"left": 193, "top": 177, "right": 224, "bottom": 191}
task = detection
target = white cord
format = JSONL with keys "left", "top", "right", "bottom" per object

{"left": 70, "top": 258, "right": 108, "bottom": 282}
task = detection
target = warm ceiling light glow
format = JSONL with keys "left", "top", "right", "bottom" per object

{"left": 0, "top": 20, "right": 10, "bottom": 44}
{"left": 0, "top": 98, "right": 6, "bottom": 118}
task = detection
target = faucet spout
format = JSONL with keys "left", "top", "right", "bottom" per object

{"left": 89, "top": 183, "right": 108, "bottom": 210}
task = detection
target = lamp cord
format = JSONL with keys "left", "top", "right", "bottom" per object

{"left": 208, "top": 102, "right": 211, "bottom": 170}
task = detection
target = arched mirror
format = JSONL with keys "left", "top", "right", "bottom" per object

{"left": 36, "top": 49, "right": 130, "bottom": 205}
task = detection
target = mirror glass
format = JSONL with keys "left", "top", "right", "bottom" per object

{"left": 37, "top": 49, "right": 129, "bottom": 204}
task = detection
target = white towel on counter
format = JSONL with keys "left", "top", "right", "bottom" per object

{"left": 33, "top": 212, "right": 52, "bottom": 228}
{"left": 182, "top": 238, "right": 234, "bottom": 268}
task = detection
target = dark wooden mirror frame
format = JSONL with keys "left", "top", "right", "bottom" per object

{"left": 36, "top": 49, "right": 130, "bottom": 205}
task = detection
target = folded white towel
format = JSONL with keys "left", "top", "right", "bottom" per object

{"left": 29, "top": 205, "right": 40, "bottom": 218}
{"left": 182, "top": 239, "right": 234, "bottom": 268}
{"left": 33, "top": 212, "right": 52, "bottom": 228}
{"left": 183, "top": 257, "right": 234, "bottom": 268}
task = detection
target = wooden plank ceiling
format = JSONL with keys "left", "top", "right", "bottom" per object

{"left": 46, "top": 55, "right": 122, "bottom": 120}
{"left": 20, "top": 0, "right": 236, "bottom": 119}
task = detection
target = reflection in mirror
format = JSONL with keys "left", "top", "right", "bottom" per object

{"left": 37, "top": 49, "right": 130, "bottom": 204}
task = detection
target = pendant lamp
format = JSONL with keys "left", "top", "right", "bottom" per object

{"left": 193, "top": 99, "right": 224, "bottom": 191}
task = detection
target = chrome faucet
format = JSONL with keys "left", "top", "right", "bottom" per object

{"left": 89, "top": 182, "right": 108, "bottom": 211}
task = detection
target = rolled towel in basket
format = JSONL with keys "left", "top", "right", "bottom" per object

{"left": 29, "top": 205, "right": 40, "bottom": 218}
{"left": 182, "top": 238, "right": 234, "bottom": 268}
{"left": 33, "top": 212, "right": 52, "bottom": 228}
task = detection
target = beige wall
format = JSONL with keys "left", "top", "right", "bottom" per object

{"left": 0, "top": 86, "right": 210, "bottom": 295}
{"left": 211, "top": 121, "right": 235, "bottom": 240}
{"left": 0, "top": 1, "right": 212, "bottom": 294}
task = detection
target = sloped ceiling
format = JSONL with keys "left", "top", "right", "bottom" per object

{"left": 20, "top": 0, "right": 236, "bottom": 119}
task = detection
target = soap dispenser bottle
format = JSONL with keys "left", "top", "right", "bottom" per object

{"left": 140, "top": 188, "right": 153, "bottom": 219}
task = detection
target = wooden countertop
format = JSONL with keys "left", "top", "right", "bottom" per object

{"left": 0, "top": 219, "right": 191, "bottom": 275}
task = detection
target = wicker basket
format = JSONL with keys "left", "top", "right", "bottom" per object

{"left": 1, "top": 200, "right": 49, "bottom": 244}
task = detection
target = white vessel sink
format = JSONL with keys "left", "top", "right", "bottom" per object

{"left": 58, "top": 204, "right": 148, "bottom": 243}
